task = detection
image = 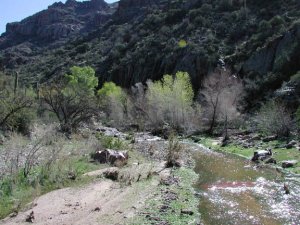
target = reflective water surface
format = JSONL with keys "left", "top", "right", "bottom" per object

{"left": 186, "top": 142, "right": 300, "bottom": 225}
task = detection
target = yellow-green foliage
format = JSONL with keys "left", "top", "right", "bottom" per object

{"left": 178, "top": 39, "right": 187, "bottom": 48}
{"left": 146, "top": 71, "right": 196, "bottom": 130}
{"left": 64, "top": 66, "right": 98, "bottom": 96}
{"left": 97, "top": 81, "right": 124, "bottom": 101}
{"left": 97, "top": 82, "right": 127, "bottom": 126}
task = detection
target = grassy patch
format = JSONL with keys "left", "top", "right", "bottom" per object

{"left": 199, "top": 137, "right": 300, "bottom": 174}
{"left": 127, "top": 167, "right": 199, "bottom": 225}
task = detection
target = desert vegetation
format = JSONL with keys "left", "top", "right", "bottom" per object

{"left": 0, "top": 0, "right": 299, "bottom": 223}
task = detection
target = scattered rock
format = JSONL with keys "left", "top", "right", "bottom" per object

{"left": 282, "top": 160, "right": 298, "bottom": 168}
{"left": 92, "top": 149, "right": 129, "bottom": 167}
{"left": 249, "top": 134, "right": 262, "bottom": 141}
{"left": 284, "top": 183, "right": 290, "bottom": 194}
{"left": 103, "top": 167, "right": 119, "bottom": 181}
{"left": 285, "top": 140, "right": 297, "bottom": 149}
{"left": 165, "top": 159, "right": 183, "bottom": 168}
{"left": 221, "top": 138, "right": 229, "bottom": 147}
{"left": 265, "top": 158, "right": 277, "bottom": 164}
{"left": 262, "top": 135, "right": 277, "bottom": 142}
{"left": 9, "top": 212, "right": 18, "bottom": 218}
{"left": 180, "top": 209, "right": 194, "bottom": 215}
{"left": 68, "top": 171, "right": 76, "bottom": 180}
{"left": 25, "top": 211, "right": 34, "bottom": 223}
{"left": 159, "top": 204, "right": 170, "bottom": 213}
{"left": 190, "top": 136, "right": 201, "bottom": 143}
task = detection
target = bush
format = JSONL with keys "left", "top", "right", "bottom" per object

{"left": 166, "top": 134, "right": 183, "bottom": 167}
{"left": 0, "top": 74, "right": 35, "bottom": 134}
{"left": 255, "top": 100, "right": 293, "bottom": 137}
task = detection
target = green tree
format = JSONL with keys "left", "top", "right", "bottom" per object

{"left": 40, "top": 66, "right": 99, "bottom": 133}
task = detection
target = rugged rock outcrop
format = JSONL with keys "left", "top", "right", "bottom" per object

{"left": 0, "top": 0, "right": 116, "bottom": 50}
{"left": 242, "top": 23, "right": 300, "bottom": 76}
{"left": 116, "top": 0, "right": 163, "bottom": 22}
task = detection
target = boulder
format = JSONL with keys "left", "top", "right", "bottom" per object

{"left": 93, "top": 149, "right": 128, "bottom": 167}
{"left": 251, "top": 149, "right": 272, "bottom": 162}
{"left": 282, "top": 160, "right": 298, "bottom": 168}
{"left": 285, "top": 140, "right": 297, "bottom": 149}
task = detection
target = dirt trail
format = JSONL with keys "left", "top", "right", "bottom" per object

{"left": 0, "top": 177, "right": 159, "bottom": 225}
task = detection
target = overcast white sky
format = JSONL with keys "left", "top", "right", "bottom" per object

{"left": 0, "top": 0, "right": 118, "bottom": 35}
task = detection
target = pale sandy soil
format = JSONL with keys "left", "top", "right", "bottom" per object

{"left": 0, "top": 176, "right": 159, "bottom": 225}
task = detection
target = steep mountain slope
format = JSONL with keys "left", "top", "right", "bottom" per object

{"left": 0, "top": 0, "right": 117, "bottom": 68}
{"left": 0, "top": 0, "right": 299, "bottom": 108}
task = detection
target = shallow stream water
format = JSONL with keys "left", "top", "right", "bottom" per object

{"left": 186, "top": 142, "right": 300, "bottom": 225}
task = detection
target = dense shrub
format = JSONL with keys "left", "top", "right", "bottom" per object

{"left": 255, "top": 100, "right": 293, "bottom": 137}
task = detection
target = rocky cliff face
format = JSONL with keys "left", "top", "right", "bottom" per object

{"left": 0, "top": 0, "right": 116, "bottom": 49}
{"left": 242, "top": 23, "right": 300, "bottom": 77}
{"left": 115, "top": 0, "right": 165, "bottom": 22}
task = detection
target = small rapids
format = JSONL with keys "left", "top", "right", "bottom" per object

{"left": 186, "top": 142, "right": 300, "bottom": 225}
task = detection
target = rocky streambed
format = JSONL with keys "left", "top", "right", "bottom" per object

{"left": 188, "top": 142, "right": 300, "bottom": 225}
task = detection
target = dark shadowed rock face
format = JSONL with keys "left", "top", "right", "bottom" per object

{"left": 116, "top": 0, "right": 166, "bottom": 22}
{"left": 0, "top": 0, "right": 115, "bottom": 49}
{"left": 242, "top": 24, "right": 300, "bottom": 76}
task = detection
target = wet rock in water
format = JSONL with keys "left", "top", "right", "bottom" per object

{"left": 284, "top": 183, "right": 290, "bottom": 194}
{"left": 265, "top": 158, "right": 277, "bottom": 164}
{"left": 25, "top": 211, "right": 34, "bottom": 223}
{"left": 180, "top": 209, "right": 194, "bottom": 215}
{"left": 282, "top": 160, "right": 298, "bottom": 168}
{"left": 262, "top": 135, "right": 277, "bottom": 142}
{"left": 92, "top": 149, "right": 128, "bottom": 167}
